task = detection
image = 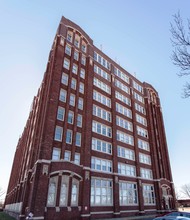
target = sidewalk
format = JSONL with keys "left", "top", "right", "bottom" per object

{"left": 93, "top": 214, "right": 156, "bottom": 220}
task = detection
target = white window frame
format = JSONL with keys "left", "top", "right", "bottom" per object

{"left": 140, "top": 168, "right": 153, "bottom": 179}
{"left": 94, "top": 65, "right": 111, "bottom": 81}
{"left": 78, "top": 97, "right": 83, "bottom": 110}
{"left": 92, "top": 138, "right": 112, "bottom": 155}
{"left": 136, "top": 113, "right": 147, "bottom": 126}
{"left": 138, "top": 139, "right": 150, "bottom": 151}
{"left": 115, "top": 91, "right": 131, "bottom": 106}
{"left": 119, "top": 181, "right": 138, "bottom": 205}
{"left": 93, "top": 105, "right": 111, "bottom": 122}
{"left": 117, "top": 146, "right": 135, "bottom": 161}
{"left": 116, "top": 130, "right": 134, "bottom": 146}
{"left": 61, "top": 73, "right": 68, "bottom": 85}
{"left": 92, "top": 121, "right": 112, "bottom": 138}
{"left": 115, "top": 79, "right": 130, "bottom": 94}
{"left": 93, "top": 90, "right": 111, "bottom": 108}
{"left": 57, "top": 106, "right": 65, "bottom": 121}
{"left": 52, "top": 147, "right": 61, "bottom": 161}
{"left": 118, "top": 163, "right": 136, "bottom": 177}
{"left": 54, "top": 126, "right": 63, "bottom": 142}
{"left": 66, "top": 129, "right": 72, "bottom": 144}
{"left": 91, "top": 157, "right": 112, "bottom": 173}
{"left": 77, "top": 114, "right": 82, "bottom": 127}
{"left": 67, "top": 111, "right": 74, "bottom": 124}
{"left": 91, "top": 178, "right": 113, "bottom": 206}
{"left": 139, "top": 153, "right": 151, "bottom": 165}
{"left": 70, "top": 94, "right": 75, "bottom": 106}
{"left": 116, "top": 116, "right": 133, "bottom": 131}
{"left": 116, "top": 102, "right": 132, "bottom": 119}
{"left": 75, "top": 132, "right": 81, "bottom": 146}
{"left": 63, "top": 58, "right": 70, "bottom": 70}
{"left": 143, "top": 184, "right": 155, "bottom": 205}
{"left": 65, "top": 44, "right": 71, "bottom": 56}
{"left": 137, "top": 126, "right": 148, "bottom": 138}
{"left": 114, "top": 67, "right": 129, "bottom": 84}
{"left": 59, "top": 89, "right": 67, "bottom": 102}
{"left": 94, "top": 78, "right": 111, "bottom": 94}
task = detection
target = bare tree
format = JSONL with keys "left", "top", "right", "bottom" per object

{"left": 181, "top": 183, "right": 190, "bottom": 198}
{"left": 170, "top": 11, "right": 190, "bottom": 98}
{"left": 0, "top": 187, "right": 5, "bottom": 198}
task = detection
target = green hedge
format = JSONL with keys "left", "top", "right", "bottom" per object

{"left": 0, "top": 212, "right": 16, "bottom": 220}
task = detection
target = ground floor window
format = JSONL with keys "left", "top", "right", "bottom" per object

{"left": 119, "top": 181, "right": 138, "bottom": 205}
{"left": 47, "top": 174, "right": 80, "bottom": 207}
{"left": 143, "top": 184, "right": 155, "bottom": 205}
{"left": 91, "top": 177, "right": 113, "bottom": 206}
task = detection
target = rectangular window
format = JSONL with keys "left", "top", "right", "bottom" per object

{"left": 54, "top": 126, "right": 63, "bottom": 141}
{"left": 71, "top": 178, "right": 79, "bottom": 206}
{"left": 82, "top": 42, "right": 87, "bottom": 53}
{"left": 114, "top": 67, "right": 129, "bottom": 84}
{"left": 140, "top": 168, "right": 153, "bottom": 179}
{"left": 74, "top": 153, "right": 80, "bottom": 165}
{"left": 134, "top": 92, "right": 144, "bottom": 103}
{"left": 47, "top": 176, "right": 58, "bottom": 206}
{"left": 71, "top": 78, "right": 77, "bottom": 90}
{"left": 138, "top": 139, "right": 150, "bottom": 151}
{"left": 67, "top": 111, "right": 74, "bottom": 124}
{"left": 119, "top": 182, "right": 138, "bottom": 205}
{"left": 93, "top": 78, "right": 111, "bottom": 94}
{"left": 61, "top": 73, "right": 68, "bottom": 85}
{"left": 135, "top": 103, "right": 146, "bottom": 114}
{"left": 143, "top": 184, "right": 155, "bottom": 205}
{"left": 116, "top": 103, "right": 132, "bottom": 118}
{"left": 63, "top": 58, "right": 70, "bottom": 70}
{"left": 93, "top": 52, "right": 110, "bottom": 70}
{"left": 116, "top": 116, "right": 133, "bottom": 131}
{"left": 116, "top": 130, "right": 134, "bottom": 145}
{"left": 80, "top": 68, "right": 85, "bottom": 79}
{"left": 139, "top": 153, "right": 151, "bottom": 165}
{"left": 74, "top": 38, "right": 80, "bottom": 48}
{"left": 74, "top": 51, "right": 79, "bottom": 61}
{"left": 94, "top": 65, "right": 111, "bottom": 81}
{"left": 115, "top": 79, "right": 130, "bottom": 94}
{"left": 77, "top": 114, "right": 82, "bottom": 127}
{"left": 75, "top": 132, "right": 81, "bottom": 146}
{"left": 92, "top": 138, "right": 112, "bottom": 154}
{"left": 137, "top": 126, "right": 148, "bottom": 138}
{"left": 59, "top": 89, "right": 67, "bottom": 102}
{"left": 72, "top": 64, "right": 78, "bottom": 74}
{"left": 79, "top": 82, "right": 84, "bottom": 94}
{"left": 93, "top": 105, "right": 111, "bottom": 122}
{"left": 65, "top": 44, "right": 71, "bottom": 56}
{"left": 91, "top": 157, "right": 112, "bottom": 173}
{"left": 70, "top": 94, "right": 75, "bottom": 106}
{"left": 64, "top": 151, "right": 71, "bottom": 161}
{"left": 57, "top": 106, "right": 65, "bottom": 121}
{"left": 93, "top": 90, "right": 111, "bottom": 108}
{"left": 115, "top": 91, "right": 131, "bottom": 106}
{"left": 59, "top": 175, "right": 69, "bottom": 206}
{"left": 117, "top": 146, "right": 135, "bottom": 160}
{"left": 92, "top": 121, "right": 112, "bottom": 137}
{"left": 52, "top": 148, "right": 61, "bottom": 161}
{"left": 66, "top": 130, "right": 72, "bottom": 144}
{"left": 67, "top": 31, "right": 73, "bottom": 42}
{"left": 118, "top": 163, "right": 136, "bottom": 177}
{"left": 91, "top": 178, "right": 113, "bottom": 206}
{"left": 78, "top": 98, "right": 83, "bottom": 110}
{"left": 136, "top": 114, "right": 147, "bottom": 126}
{"left": 81, "top": 55, "right": 86, "bottom": 65}
{"left": 133, "top": 81, "right": 143, "bottom": 93}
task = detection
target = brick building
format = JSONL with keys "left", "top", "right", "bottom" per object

{"left": 4, "top": 16, "right": 176, "bottom": 220}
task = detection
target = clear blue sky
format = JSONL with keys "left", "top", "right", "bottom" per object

{"left": 0, "top": 0, "right": 190, "bottom": 198}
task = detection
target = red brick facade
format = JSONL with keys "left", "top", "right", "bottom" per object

{"left": 5, "top": 16, "right": 176, "bottom": 220}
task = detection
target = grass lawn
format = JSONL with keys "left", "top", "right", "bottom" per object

{"left": 0, "top": 212, "right": 16, "bottom": 220}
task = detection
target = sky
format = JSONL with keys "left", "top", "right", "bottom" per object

{"left": 0, "top": 0, "right": 190, "bottom": 200}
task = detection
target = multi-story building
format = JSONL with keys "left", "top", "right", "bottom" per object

{"left": 4, "top": 16, "right": 176, "bottom": 220}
